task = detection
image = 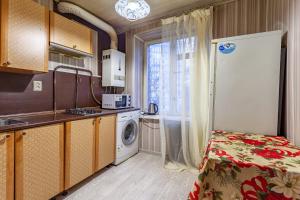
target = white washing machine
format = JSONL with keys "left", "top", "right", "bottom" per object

{"left": 114, "top": 110, "right": 140, "bottom": 165}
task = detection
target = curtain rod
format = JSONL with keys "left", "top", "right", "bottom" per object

{"left": 212, "top": 0, "right": 237, "bottom": 7}
{"left": 181, "top": 0, "right": 237, "bottom": 14}
{"left": 124, "top": 0, "right": 237, "bottom": 33}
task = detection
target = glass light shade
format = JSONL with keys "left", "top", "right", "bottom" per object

{"left": 115, "top": 0, "right": 150, "bottom": 21}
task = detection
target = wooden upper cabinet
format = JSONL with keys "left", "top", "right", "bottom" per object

{"left": 50, "top": 12, "right": 93, "bottom": 54}
{"left": 0, "top": 133, "right": 14, "bottom": 200}
{"left": 65, "top": 118, "right": 96, "bottom": 189}
{"left": 95, "top": 115, "right": 116, "bottom": 171}
{"left": 0, "top": 0, "right": 49, "bottom": 73}
{"left": 15, "top": 124, "right": 64, "bottom": 200}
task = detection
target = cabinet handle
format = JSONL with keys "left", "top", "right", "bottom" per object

{"left": 0, "top": 135, "right": 10, "bottom": 145}
{"left": 2, "top": 61, "right": 11, "bottom": 66}
{"left": 22, "top": 132, "right": 27, "bottom": 136}
{"left": 73, "top": 45, "right": 77, "bottom": 49}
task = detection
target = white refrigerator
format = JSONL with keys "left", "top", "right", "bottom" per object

{"left": 209, "top": 30, "right": 282, "bottom": 135}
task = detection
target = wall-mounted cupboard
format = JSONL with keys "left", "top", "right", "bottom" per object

{"left": 50, "top": 12, "right": 93, "bottom": 55}
{"left": 0, "top": 0, "right": 94, "bottom": 74}
{"left": 0, "top": 0, "right": 49, "bottom": 73}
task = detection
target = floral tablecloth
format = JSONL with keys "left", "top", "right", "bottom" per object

{"left": 189, "top": 131, "right": 300, "bottom": 200}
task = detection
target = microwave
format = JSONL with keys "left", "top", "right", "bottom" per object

{"left": 102, "top": 94, "right": 131, "bottom": 109}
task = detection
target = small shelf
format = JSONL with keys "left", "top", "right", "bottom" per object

{"left": 50, "top": 42, "right": 94, "bottom": 58}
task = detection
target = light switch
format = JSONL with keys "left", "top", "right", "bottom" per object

{"left": 33, "top": 81, "right": 42, "bottom": 92}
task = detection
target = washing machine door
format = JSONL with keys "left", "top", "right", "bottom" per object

{"left": 122, "top": 119, "right": 138, "bottom": 146}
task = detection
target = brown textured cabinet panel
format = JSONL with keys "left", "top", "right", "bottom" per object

{"left": 65, "top": 118, "right": 95, "bottom": 189}
{"left": 0, "top": 133, "right": 14, "bottom": 200}
{"left": 15, "top": 124, "right": 64, "bottom": 200}
{"left": 95, "top": 115, "right": 116, "bottom": 171}
{"left": 50, "top": 12, "right": 93, "bottom": 54}
{"left": 0, "top": 0, "right": 49, "bottom": 73}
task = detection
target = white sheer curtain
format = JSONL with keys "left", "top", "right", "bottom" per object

{"left": 159, "top": 8, "right": 213, "bottom": 170}
{"left": 286, "top": 0, "right": 300, "bottom": 146}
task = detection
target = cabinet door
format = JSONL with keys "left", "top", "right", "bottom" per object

{"left": 65, "top": 118, "right": 95, "bottom": 189}
{"left": 15, "top": 124, "right": 64, "bottom": 200}
{"left": 0, "top": 133, "right": 14, "bottom": 200}
{"left": 50, "top": 12, "right": 93, "bottom": 54}
{"left": 0, "top": 0, "right": 49, "bottom": 73}
{"left": 95, "top": 115, "right": 116, "bottom": 171}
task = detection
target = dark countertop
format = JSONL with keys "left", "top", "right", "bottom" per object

{"left": 0, "top": 107, "right": 140, "bottom": 133}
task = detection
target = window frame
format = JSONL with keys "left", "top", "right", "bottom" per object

{"left": 143, "top": 37, "right": 195, "bottom": 114}
{"left": 143, "top": 39, "right": 163, "bottom": 111}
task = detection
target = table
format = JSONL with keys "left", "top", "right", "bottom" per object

{"left": 189, "top": 131, "right": 300, "bottom": 200}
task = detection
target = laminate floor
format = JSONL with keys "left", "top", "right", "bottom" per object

{"left": 58, "top": 152, "right": 196, "bottom": 200}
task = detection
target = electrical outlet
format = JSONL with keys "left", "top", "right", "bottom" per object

{"left": 33, "top": 81, "right": 42, "bottom": 92}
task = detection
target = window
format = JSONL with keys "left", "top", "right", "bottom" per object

{"left": 145, "top": 42, "right": 170, "bottom": 109}
{"left": 144, "top": 38, "right": 194, "bottom": 113}
{"left": 146, "top": 43, "right": 161, "bottom": 107}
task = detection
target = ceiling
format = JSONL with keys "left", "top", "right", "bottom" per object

{"left": 64, "top": 0, "right": 219, "bottom": 33}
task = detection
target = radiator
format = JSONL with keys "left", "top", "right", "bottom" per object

{"left": 139, "top": 119, "right": 161, "bottom": 154}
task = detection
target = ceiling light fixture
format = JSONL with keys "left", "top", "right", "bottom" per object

{"left": 115, "top": 0, "right": 150, "bottom": 21}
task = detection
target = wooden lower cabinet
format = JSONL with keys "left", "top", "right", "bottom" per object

{"left": 95, "top": 115, "right": 116, "bottom": 171}
{"left": 15, "top": 124, "right": 64, "bottom": 200}
{"left": 0, "top": 133, "right": 14, "bottom": 200}
{"left": 65, "top": 118, "right": 96, "bottom": 189}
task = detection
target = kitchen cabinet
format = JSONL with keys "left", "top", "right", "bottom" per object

{"left": 65, "top": 118, "right": 95, "bottom": 189}
{"left": 0, "top": 0, "right": 49, "bottom": 73}
{"left": 95, "top": 115, "right": 116, "bottom": 171}
{"left": 15, "top": 124, "right": 64, "bottom": 200}
{"left": 50, "top": 12, "right": 93, "bottom": 54}
{"left": 0, "top": 133, "right": 14, "bottom": 200}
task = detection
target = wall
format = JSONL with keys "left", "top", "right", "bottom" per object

{"left": 213, "top": 0, "right": 289, "bottom": 40}
{"left": 0, "top": 3, "right": 125, "bottom": 116}
{"left": 0, "top": 72, "right": 102, "bottom": 115}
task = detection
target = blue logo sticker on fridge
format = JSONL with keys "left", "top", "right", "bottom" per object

{"left": 219, "top": 43, "right": 236, "bottom": 54}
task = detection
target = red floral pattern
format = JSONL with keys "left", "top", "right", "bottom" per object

{"left": 242, "top": 138, "right": 266, "bottom": 146}
{"left": 265, "top": 192, "right": 293, "bottom": 200}
{"left": 241, "top": 176, "right": 268, "bottom": 199}
{"left": 189, "top": 182, "right": 200, "bottom": 200}
{"left": 252, "top": 148, "right": 285, "bottom": 159}
{"left": 188, "top": 131, "right": 300, "bottom": 200}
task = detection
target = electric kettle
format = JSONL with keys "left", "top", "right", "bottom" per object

{"left": 147, "top": 103, "right": 158, "bottom": 115}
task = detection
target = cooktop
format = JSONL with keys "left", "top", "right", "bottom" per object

{"left": 65, "top": 108, "right": 102, "bottom": 116}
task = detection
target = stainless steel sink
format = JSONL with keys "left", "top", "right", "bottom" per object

{"left": 0, "top": 119, "right": 27, "bottom": 126}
